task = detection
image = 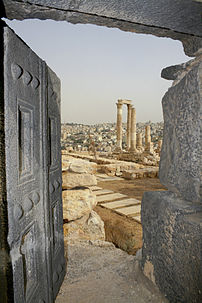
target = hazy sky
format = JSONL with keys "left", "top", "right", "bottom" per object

{"left": 5, "top": 19, "right": 189, "bottom": 124}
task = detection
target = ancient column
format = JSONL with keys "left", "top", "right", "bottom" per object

{"left": 126, "top": 104, "right": 132, "bottom": 150}
{"left": 136, "top": 132, "right": 143, "bottom": 149}
{"left": 145, "top": 125, "right": 151, "bottom": 145}
{"left": 144, "top": 125, "right": 153, "bottom": 152}
{"left": 156, "top": 139, "right": 162, "bottom": 155}
{"left": 130, "top": 107, "right": 136, "bottom": 151}
{"left": 116, "top": 102, "right": 123, "bottom": 150}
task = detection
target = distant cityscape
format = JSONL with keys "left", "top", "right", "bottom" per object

{"left": 61, "top": 121, "right": 163, "bottom": 153}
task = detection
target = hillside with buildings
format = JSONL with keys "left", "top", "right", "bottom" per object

{"left": 61, "top": 121, "right": 163, "bottom": 153}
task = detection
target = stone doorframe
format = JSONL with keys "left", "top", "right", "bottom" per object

{"left": 1, "top": 1, "right": 202, "bottom": 303}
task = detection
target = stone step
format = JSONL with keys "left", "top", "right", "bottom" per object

{"left": 132, "top": 215, "right": 141, "bottom": 223}
{"left": 94, "top": 189, "right": 114, "bottom": 196}
{"left": 89, "top": 186, "right": 102, "bottom": 191}
{"left": 96, "top": 193, "right": 127, "bottom": 203}
{"left": 96, "top": 174, "right": 123, "bottom": 181}
{"left": 115, "top": 205, "right": 141, "bottom": 216}
{"left": 100, "top": 198, "right": 140, "bottom": 210}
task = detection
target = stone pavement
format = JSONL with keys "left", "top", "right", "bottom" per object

{"left": 90, "top": 174, "right": 142, "bottom": 223}
{"left": 55, "top": 242, "right": 168, "bottom": 303}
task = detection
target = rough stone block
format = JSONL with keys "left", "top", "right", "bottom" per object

{"left": 62, "top": 171, "right": 97, "bottom": 189}
{"left": 63, "top": 210, "right": 105, "bottom": 243}
{"left": 62, "top": 187, "right": 97, "bottom": 221}
{"left": 62, "top": 156, "right": 97, "bottom": 174}
{"left": 141, "top": 191, "right": 202, "bottom": 303}
{"left": 159, "top": 59, "right": 202, "bottom": 202}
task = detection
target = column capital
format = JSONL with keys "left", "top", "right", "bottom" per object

{"left": 116, "top": 102, "right": 123, "bottom": 109}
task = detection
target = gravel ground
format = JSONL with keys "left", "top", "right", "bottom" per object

{"left": 56, "top": 241, "right": 168, "bottom": 303}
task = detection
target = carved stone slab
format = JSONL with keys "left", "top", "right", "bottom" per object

{"left": 159, "top": 59, "right": 202, "bottom": 202}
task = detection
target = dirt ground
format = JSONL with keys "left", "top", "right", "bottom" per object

{"left": 95, "top": 177, "right": 166, "bottom": 255}
{"left": 97, "top": 177, "right": 166, "bottom": 201}
{"left": 56, "top": 242, "right": 168, "bottom": 303}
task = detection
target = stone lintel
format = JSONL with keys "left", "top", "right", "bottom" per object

{"left": 2, "top": 0, "right": 202, "bottom": 56}
{"left": 141, "top": 191, "right": 202, "bottom": 303}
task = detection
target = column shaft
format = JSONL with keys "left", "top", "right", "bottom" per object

{"left": 145, "top": 125, "right": 151, "bottom": 145}
{"left": 137, "top": 132, "right": 143, "bottom": 148}
{"left": 116, "top": 102, "right": 123, "bottom": 150}
{"left": 126, "top": 104, "right": 132, "bottom": 150}
{"left": 130, "top": 107, "right": 136, "bottom": 151}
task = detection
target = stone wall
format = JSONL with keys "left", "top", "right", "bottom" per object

{"left": 62, "top": 157, "right": 105, "bottom": 244}
{"left": 141, "top": 54, "right": 202, "bottom": 302}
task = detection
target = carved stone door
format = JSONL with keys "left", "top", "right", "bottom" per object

{"left": 1, "top": 25, "right": 65, "bottom": 302}
{"left": 47, "top": 67, "right": 66, "bottom": 300}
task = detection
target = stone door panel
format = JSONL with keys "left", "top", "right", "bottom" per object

{"left": 47, "top": 67, "right": 66, "bottom": 300}
{"left": 2, "top": 25, "right": 65, "bottom": 302}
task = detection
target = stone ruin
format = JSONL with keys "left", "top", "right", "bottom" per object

{"left": 0, "top": 1, "right": 201, "bottom": 303}
{"left": 61, "top": 156, "right": 105, "bottom": 245}
{"left": 114, "top": 99, "right": 161, "bottom": 166}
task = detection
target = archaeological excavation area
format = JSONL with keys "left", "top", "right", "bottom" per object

{"left": 0, "top": 1, "right": 202, "bottom": 303}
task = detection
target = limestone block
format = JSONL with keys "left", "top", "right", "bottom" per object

{"left": 159, "top": 60, "right": 202, "bottom": 202}
{"left": 100, "top": 164, "right": 118, "bottom": 176}
{"left": 100, "top": 162, "right": 143, "bottom": 176}
{"left": 62, "top": 172, "right": 97, "bottom": 189}
{"left": 63, "top": 210, "right": 105, "bottom": 243}
{"left": 62, "top": 156, "right": 97, "bottom": 174}
{"left": 141, "top": 191, "right": 202, "bottom": 303}
{"left": 122, "top": 170, "right": 142, "bottom": 180}
{"left": 62, "top": 188, "right": 97, "bottom": 221}
{"left": 122, "top": 168, "right": 158, "bottom": 180}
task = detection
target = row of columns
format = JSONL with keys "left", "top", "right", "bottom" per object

{"left": 116, "top": 100, "right": 161, "bottom": 153}
{"left": 116, "top": 100, "right": 137, "bottom": 151}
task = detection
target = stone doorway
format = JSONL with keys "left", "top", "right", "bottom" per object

{"left": 0, "top": 1, "right": 202, "bottom": 303}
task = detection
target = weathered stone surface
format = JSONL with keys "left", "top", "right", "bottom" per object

{"left": 96, "top": 206, "right": 142, "bottom": 255}
{"left": 100, "top": 198, "right": 140, "bottom": 210}
{"left": 116, "top": 205, "right": 141, "bottom": 216}
{"left": 161, "top": 64, "right": 185, "bottom": 80}
{"left": 159, "top": 58, "right": 202, "bottom": 202}
{"left": 141, "top": 191, "right": 202, "bottom": 303}
{"left": 62, "top": 172, "right": 97, "bottom": 189}
{"left": 99, "top": 162, "right": 143, "bottom": 176}
{"left": 96, "top": 193, "right": 127, "bottom": 203}
{"left": 63, "top": 210, "right": 105, "bottom": 243}
{"left": 62, "top": 188, "right": 97, "bottom": 221}
{"left": 100, "top": 164, "right": 117, "bottom": 176}
{"left": 2, "top": 0, "right": 202, "bottom": 56}
{"left": 62, "top": 155, "right": 97, "bottom": 174}
{"left": 1, "top": 24, "right": 65, "bottom": 302}
{"left": 122, "top": 168, "right": 158, "bottom": 180}
{"left": 94, "top": 189, "right": 114, "bottom": 196}
{"left": 2, "top": 0, "right": 202, "bottom": 37}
